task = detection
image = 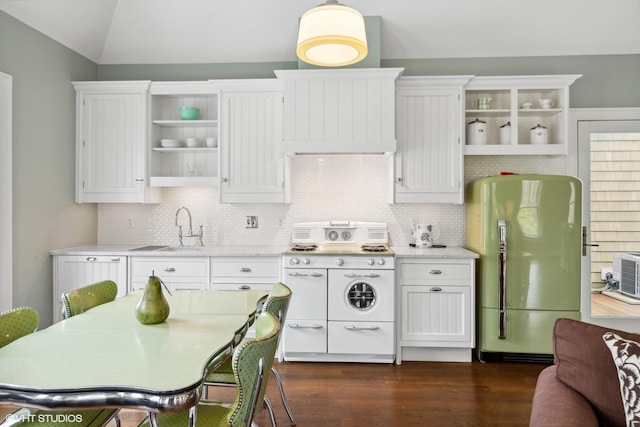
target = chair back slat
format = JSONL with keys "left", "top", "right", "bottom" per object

{"left": 0, "top": 307, "right": 39, "bottom": 348}
{"left": 62, "top": 280, "right": 118, "bottom": 318}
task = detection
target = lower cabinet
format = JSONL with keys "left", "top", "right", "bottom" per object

{"left": 129, "top": 256, "right": 210, "bottom": 292}
{"left": 53, "top": 255, "right": 128, "bottom": 323}
{"left": 210, "top": 256, "right": 281, "bottom": 339}
{"left": 396, "top": 257, "right": 475, "bottom": 363}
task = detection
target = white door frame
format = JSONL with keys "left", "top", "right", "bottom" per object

{"left": 0, "top": 71, "right": 12, "bottom": 312}
{"left": 569, "top": 107, "right": 640, "bottom": 331}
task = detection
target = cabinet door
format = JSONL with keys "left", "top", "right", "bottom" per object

{"left": 394, "top": 85, "right": 464, "bottom": 204}
{"left": 53, "top": 255, "right": 127, "bottom": 322}
{"left": 220, "top": 90, "right": 287, "bottom": 203}
{"left": 401, "top": 285, "right": 472, "bottom": 344}
{"left": 75, "top": 83, "right": 158, "bottom": 203}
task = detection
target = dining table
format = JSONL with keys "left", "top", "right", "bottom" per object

{"left": 0, "top": 289, "right": 268, "bottom": 426}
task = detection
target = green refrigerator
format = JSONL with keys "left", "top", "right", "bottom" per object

{"left": 466, "top": 175, "right": 582, "bottom": 362}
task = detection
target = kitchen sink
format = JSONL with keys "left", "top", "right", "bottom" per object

{"left": 129, "top": 245, "right": 169, "bottom": 251}
{"left": 156, "top": 246, "right": 203, "bottom": 252}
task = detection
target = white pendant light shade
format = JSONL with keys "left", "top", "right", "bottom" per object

{"left": 297, "top": 1, "right": 368, "bottom": 67}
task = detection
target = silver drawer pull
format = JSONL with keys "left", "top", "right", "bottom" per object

{"left": 430, "top": 287, "right": 442, "bottom": 292}
{"left": 240, "top": 267, "right": 252, "bottom": 273}
{"left": 288, "top": 323, "right": 323, "bottom": 329}
{"left": 238, "top": 285, "right": 251, "bottom": 290}
{"left": 344, "top": 325, "right": 380, "bottom": 331}
{"left": 429, "top": 270, "right": 442, "bottom": 275}
{"left": 86, "top": 257, "right": 97, "bottom": 262}
{"left": 344, "top": 273, "right": 380, "bottom": 278}
{"left": 288, "top": 272, "right": 308, "bottom": 277}
{"left": 164, "top": 267, "right": 176, "bottom": 272}
{"left": 311, "top": 272, "right": 324, "bottom": 277}
{"left": 110, "top": 257, "right": 120, "bottom": 262}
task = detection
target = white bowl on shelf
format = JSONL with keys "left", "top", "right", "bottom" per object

{"left": 160, "top": 139, "right": 181, "bottom": 148}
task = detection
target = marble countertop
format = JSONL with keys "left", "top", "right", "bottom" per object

{"left": 51, "top": 243, "right": 478, "bottom": 259}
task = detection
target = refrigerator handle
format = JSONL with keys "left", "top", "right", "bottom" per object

{"left": 498, "top": 219, "right": 507, "bottom": 340}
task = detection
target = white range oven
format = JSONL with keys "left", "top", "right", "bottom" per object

{"left": 282, "top": 221, "right": 395, "bottom": 363}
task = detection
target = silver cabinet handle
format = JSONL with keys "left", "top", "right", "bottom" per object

{"left": 86, "top": 257, "right": 97, "bottom": 261}
{"left": 110, "top": 257, "right": 120, "bottom": 262}
{"left": 220, "top": 177, "right": 229, "bottom": 183}
{"left": 288, "top": 323, "right": 324, "bottom": 329}
{"left": 344, "top": 325, "right": 380, "bottom": 331}
{"left": 288, "top": 272, "right": 324, "bottom": 278}
{"left": 238, "top": 285, "right": 251, "bottom": 290}
{"left": 240, "top": 267, "right": 252, "bottom": 273}
{"left": 164, "top": 267, "right": 176, "bottom": 272}
{"left": 344, "top": 273, "right": 380, "bottom": 278}
{"left": 429, "top": 270, "right": 442, "bottom": 275}
{"left": 135, "top": 178, "right": 144, "bottom": 182}
{"left": 430, "top": 287, "right": 442, "bottom": 292}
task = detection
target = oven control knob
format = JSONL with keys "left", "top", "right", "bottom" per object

{"left": 290, "top": 258, "right": 300, "bottom": 265}
{"left": 336, "top": 258, "right": 344, "bottom": 266}
{"left": 367, "top": 258, "right": 375, "bottom": 266}
{"left": 377, "top": 258, "right": 386, "bottom": 266}
{"left": 302, "top": 258, "right": 310, "bottom": 265}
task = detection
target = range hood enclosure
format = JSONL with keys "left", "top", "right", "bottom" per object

{"left": 275, "top": 68, "right": 403, "bottom": 154}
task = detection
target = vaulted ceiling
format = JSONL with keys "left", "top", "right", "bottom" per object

{"left": 1, "top": 0, "right": 639, "bottom": 65}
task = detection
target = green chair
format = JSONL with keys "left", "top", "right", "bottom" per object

{"left": 138, "top": 310, "right": 281, "bottom": 427}
{"left": 205, "top": 282, "right": 295, "bottom": 426}
{"left": 0, "top": 307, "right": 120, "bottom": 427}
{"left": 62, "top": 280, "right": 118, "bottom": 319}
{"left": 0, "top": 307, "right": 39, "bottom": 348}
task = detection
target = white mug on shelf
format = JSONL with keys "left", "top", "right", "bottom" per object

{"left": 206, "top": 137, "right": 217, "bottom": 148}
{"left": 539, "top": 99, "right": 554, "bottom": 109}
{"left": 186, "top": 137, "right": 198, "bottom": 148}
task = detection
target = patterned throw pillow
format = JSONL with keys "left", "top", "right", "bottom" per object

{"left": 603, "top": 332, "right": 640, "bottom": 427}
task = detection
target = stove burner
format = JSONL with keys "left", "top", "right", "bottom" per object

{"left": 361, "top": 244, "right": 388, "bottom": 253}
{"left": 291, "top": 244, "right": 318, "bottom": 252}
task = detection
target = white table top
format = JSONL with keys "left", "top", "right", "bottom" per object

{"left": 0, "top": 290, "right": 267, "bottom": 413}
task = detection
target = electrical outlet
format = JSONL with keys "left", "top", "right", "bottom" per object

{"left": 246, "top": 216, "right": 258, "bottom": 228}
{"left": 127, "top": 217, "right": 134, "bottom": 229}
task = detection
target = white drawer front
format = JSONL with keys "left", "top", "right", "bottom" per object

{"left": 131, "top": 257, "right": 209, "bottom": 280}
{"left": 211, "top": 283, "right": 273, "bottom": 292}
{"left": 328, "top": 321, "right": 394, "bottom": 355}
{"left": 211, "top": 257, "right": 280, "bottom": 283}
{"left": 400, "top": 262, "right": 471, "bottom": 282}
{"left": 284, "top": 320, "right": 327, "bottom": 353}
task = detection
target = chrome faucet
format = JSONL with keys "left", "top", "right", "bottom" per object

{"left": 175, "top": 206, "right": 204, "bottom": 246}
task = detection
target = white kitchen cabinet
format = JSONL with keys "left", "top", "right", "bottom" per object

{"left": 397, "top": 258, "right": 475, "bottom": 363}
{"left": 149, "top": 82, "right": 220, "bottom": 187}
{"left": 73, "top": 81, "right": 160, "bottom": 203}
{"left": 129, "top": 256, "right": 210, "bottom": 292}
{"left": 464, "top": 75, "right": 581, "bottom": 155}
{"left": 52, "top": 255, "right": 128, "bottom": 322}
{"left": 275, "top": 68, "right": 403, "bottom": 154}
{"left": 393, "top": 76, "right": 472, "bottom": 204}
{"left": 217, "top": 80, "right": 288, "bottom": 203}
{"left": 211, "top": 255, "right": 281, "bottom": 339}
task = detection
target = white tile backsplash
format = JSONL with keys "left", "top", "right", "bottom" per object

{"left": 98, "top": 155, "right": 568, "bottom": 248}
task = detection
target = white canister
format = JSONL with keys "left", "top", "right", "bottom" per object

{"left": 499, "top": 122, "right": 511, "bottom": 145}
{"left": 467, "top": 118, "right": 487, "bottom": 145}
{"left": 530, "top": 124, "right": 548, "bottom": 145}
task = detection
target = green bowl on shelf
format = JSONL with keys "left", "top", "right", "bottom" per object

{"left": 178, "top": 106, "right": 200, "bottom": 120}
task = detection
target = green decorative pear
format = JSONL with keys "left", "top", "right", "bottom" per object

{"left": 135, "top": 274, "right": 172, "bottom": 325}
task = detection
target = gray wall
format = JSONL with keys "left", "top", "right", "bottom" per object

{"left": 0, "top": 10, "right": 98, "bottom": 326}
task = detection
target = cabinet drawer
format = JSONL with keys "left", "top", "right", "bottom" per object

{"left": 400, "top": 261, "right": 471, "bottom": 282}
{"left": 131, "top": 257, "right": 209, "bottom": 281}
{"left": 283, "top": 320, "right": 327, "bottom": 353}
{"left": 211, "top": 257, "right": 280, "bottom": 283}
{"left": 328, "top": 321, "right": 394, "bottom": 355}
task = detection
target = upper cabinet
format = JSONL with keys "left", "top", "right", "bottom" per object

{"left": 216, "top": 79, "right": 289, "bottom": 204}
{"left": 73, "top": 81, "right": 160, "bottom": 204}
{"left": 464, "top": 75, "right": 581, "bottom": 155}
{"left": 275, "top": 68, "right": 403, "bottom": 154}
{"left": 393, "top": 76, "right": 472, "bottom": 204}
{"left": 149, "top": 82, "right": 220, "bottom": 187}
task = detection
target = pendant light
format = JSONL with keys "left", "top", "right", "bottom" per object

{"left": 296, "top": 0, "right": 368, "bottom": 67}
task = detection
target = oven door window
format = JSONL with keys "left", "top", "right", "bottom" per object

{"left": 347, "top": 282, "right": 377, "bottom": 310}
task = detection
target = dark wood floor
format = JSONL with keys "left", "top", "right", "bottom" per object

{"left": 1, "top": 359, "right": 548, "bottom": 426}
